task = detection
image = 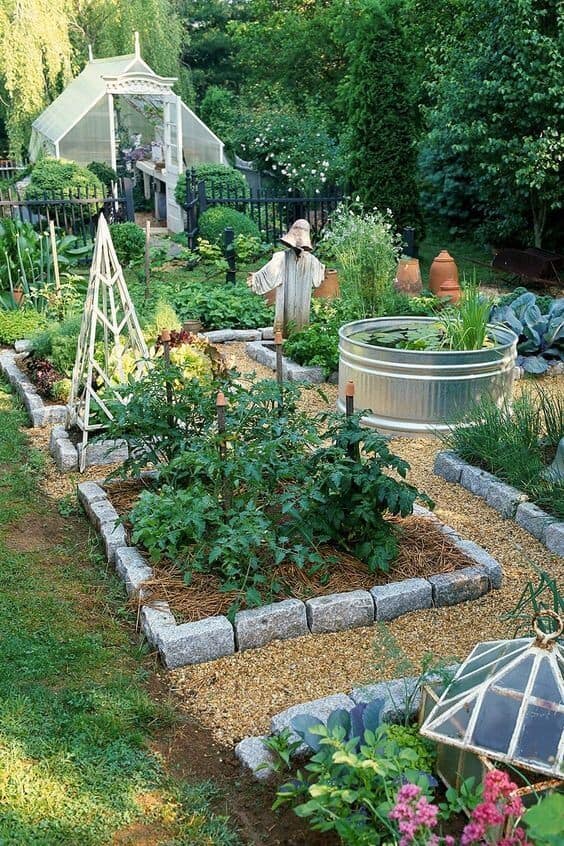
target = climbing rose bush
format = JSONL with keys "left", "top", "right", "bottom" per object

{"left": 389, "top": 770, "right": 532, "bottom": 846}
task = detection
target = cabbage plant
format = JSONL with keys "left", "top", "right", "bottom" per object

{"left": 490, "top": 292, "right": 564, "bottom": 374}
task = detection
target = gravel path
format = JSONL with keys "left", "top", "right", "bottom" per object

{"left": 171, "top": 343, "right": 564, "bottom": 745}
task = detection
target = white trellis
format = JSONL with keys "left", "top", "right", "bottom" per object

{"left": 68, "top": 215, "right": 149, "bottom": 470}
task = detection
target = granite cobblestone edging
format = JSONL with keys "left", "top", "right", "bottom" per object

{"left": 78, "top": 482, "right": 504, "bottom": 670}
{"left": 235, "top": 665, "right": 460, "bottom": 780}
{"left": 0, "top": 349, "right": 66, "bottom": 427}
{"left": 434, "top": 450, "right": 564, "bottom": 557}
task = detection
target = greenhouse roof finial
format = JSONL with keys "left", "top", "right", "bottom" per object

{"left": 134, "top": 31, "right": 140, "bottom": 59}
{"left": 88, "top": 44, "right": 93, "bottom": 62}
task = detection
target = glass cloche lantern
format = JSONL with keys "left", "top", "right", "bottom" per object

{"left": 420, "top": 612, "right": 563, "bottom": 781}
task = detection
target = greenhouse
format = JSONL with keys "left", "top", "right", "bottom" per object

{"left": 28, "top": 34, "right": 226, "bottom": 232}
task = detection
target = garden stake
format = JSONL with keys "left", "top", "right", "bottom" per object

{"left": 275, "top": 330, "right": 284, "bottom": 413}
{"left": 144, "top": 220, "right": 151, "bottom": 302}
{"left": 224, "top": 226, "right": 236, "bottom": 284}
{"left": 345, "top": 381, "right": 359, "bottom": 460}
{"left": 161, "top": 328, "right": 174, "bottom": 426}
{"left": 216, "top": 391, "right": 231, "bottom": 511}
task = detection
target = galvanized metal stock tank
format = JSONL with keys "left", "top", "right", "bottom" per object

{"left": 337, "top": 317, "right": 518, "bottom": 436}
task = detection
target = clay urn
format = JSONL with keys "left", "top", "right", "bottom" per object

{"left": 429, "top": 250, "right": 458, "bottom": 296}
{"left": 12, "top": 287, "right": 24, "bottom": 307}
{"left": 394, "top": 258, "right": 422, "bottom": 295}
{"left": 438, "top": 279, "right": 462, "bottom": 305}
{"left": 313, "top": 268, "right": 340, "bottom": 300}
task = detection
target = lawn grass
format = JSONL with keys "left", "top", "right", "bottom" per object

{"left": 0, "top": 378, "right": 240, "bottom": 845}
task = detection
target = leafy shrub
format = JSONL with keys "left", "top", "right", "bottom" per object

{"left": 26, "top": 158, "right": 104, "bottom": 198}
{"left": 175, "top": 164, "right": 249, "bottom": 207}
{"left": 31, "top": 316, "right": 81, "bottom": 377}
{"left": 109, "top": 223, "right": 145, "bottom": 266}
{"left": 490, "top": 291, "right": 564, "bottom": 373}
{"left": 496, "top": 286, "right": 554, "bottom": 316}
{"left": 87, "top": 162, "right": 117, "bottom": 191}
{"left": 0, "top": 310, "right": 46, "bottom": 344}
{"left": 51, "top": 378, "right": 71, "bottom": 402}
{"left": 25, "top": 356, "right": 64, "bottom": 399}
{"left": 142, "top": 301, "right": 182, "bottom": 345}
{"left": 169, "top": 279, "right": 272, "bottom": 330}
{"left": 198, "top": 207, "right": 260, "bottom": 245}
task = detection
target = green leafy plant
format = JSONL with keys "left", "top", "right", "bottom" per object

{"left": 260, "top": 728, "right": 303, "bottom": 773}
{"left": 522, "top": 792, "right": 564, "bottom": 846}
{"left": 175, "top": 163, "right": 249, "bottom": 207}
{"left": 274, "top": 721, "right": 433, "bottom": 845}
{"left": 26, "top": 157, "right": 104, "bottom": 199}
{"left": 0, "top": 309, "right": 46, "bottom": 344}
{"left": 198, "top": 207, "right": 261, "bottom": 245}
{"left": 490, "top": 291, "right": 564, "bottom": 374}
{"left": 320, "top": 203, "right": 402, "bottom": 318}
{"left": 109, "top": 222, "right": 145, "bottom": 266}
{"left": 168, "top": 278, "right": 272, "bottom": 330}
{"left": 503, "top": 570, "right": 563, "bottom": 639}
{"left": 439, "top": 282, "right": 492, "bottom": 351}
{"left": 87, "top": 161, "right": 117, "bottom": 191}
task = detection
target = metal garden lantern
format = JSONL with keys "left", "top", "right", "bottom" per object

{"left": 419, "top": 611, "right": 563, "bottom": 801}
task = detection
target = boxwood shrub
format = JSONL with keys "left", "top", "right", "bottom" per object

{"left": 26, "top": 158, "right": 104, "bottom": 198}
{"left": 175, "top": 163, "right": 249, "bottom": 207}
{"left": 198, "top": 207, "right": 260, "bottom": 245}
{"left": 0, "top": 310, "right": 47, "bottom": 345}
{"left": 109, "top": 222, "right": 145, "bottom": 265}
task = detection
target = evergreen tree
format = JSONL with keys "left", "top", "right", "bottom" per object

{"left": 340, "top": 0, "right": 421, "bottom": 226}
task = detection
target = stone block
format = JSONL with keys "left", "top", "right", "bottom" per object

{"left": 460, "top": 465, "right": 496, "bottom": 498}
{"left": 88, "top": 498, "right": 119, "bottom": 530}
{"left": 286, "top": 363, "right": 325, "bottom": 384}
{"left": 158, "top": 616, "right": 235, "bottom": 668}
{"left": 54, "top": 438, "right": 79, "bottom": 473}
{"left": 412, "top": 503, "right": 437, "bottom": 520}
{"left": 270, "top": 693, "right": 355, "bottom": 741}
{"left": 371, "top": 578, "right": 432, "bottom": 621}
{"left": 140, "top": 602, "right": 176, "bottom": 647}
{"left": 235, "top": 736, "right": 277, "bottom": 780}
{"left": 50, "top": 425, "right": 68, "bottom": 452}
{"left": 545, "top": 522, "right": 564, "bottom": 557}
{"left": 14, "top": 339, "right": 32, "bottom": 353}
{"left": 79, "top": 439, "right": 128, "bottom": 468}
{"left": 77, "top": 481, "right": 107, "bottom": 516}
{"left": 305, "top": 590, "right": 374, "bottom": 634}
{"left": 485, "top": 479, "right": 526, "bottom": 519}
{"left": 428, "top": 567, "right": 490, "bottom": 607}
{"left": 433, "top": 451, "right": 468, "bottom": 483}
{"left": 234, "top": 599, "right": 308, "bottom": 651}
{"left": 115, "top": 547, "right": 153, "bottom": 596}
{"left": 351, "top": 677, "right": 421, "bottom": 722}
{"left": 246, "top": 340, "right": 275, "bottom": 369}
{"left": 99, "top": 520, "right": 127, "bottom": 563}
{"left": 29, "top": 408, "right": 46, "bottom": 428}
{"left": 205, "top": 329, "right": 262, "bottom": 343}
{"left": 43, "top": 404, "right": 67, "bottom": 425}
{"left": 449, "top": 539, "right": 503, "bottom": 589}
{"left": 515, "top": 502, "right": 556, "bottom": 543}
{"left": 260, "top": 327, "right": 275, "bottom": 340}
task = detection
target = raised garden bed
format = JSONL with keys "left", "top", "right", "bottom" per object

{"left": 0, "top": 349, "right": 66, "bottom": 427}
{"left": 434, "top": 450, "right": 564, "bottom": 556}
{"left": 78, "top": 480, "right": 503, "bottom": 669}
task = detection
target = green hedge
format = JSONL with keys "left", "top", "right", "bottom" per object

{"left": 26, "top": 158, "right": 104, "bottom": 199}
{"left": 175, "top": 163, "right": 249, "bottom": 207}
{"left": 109, "top": 223, "right": 145, "bottom": 265}
{"left": 198, "top": 207, "right": 260, "bottom": 245}
{"left": 87, "top": 161, "right": 117, "bottom": 191}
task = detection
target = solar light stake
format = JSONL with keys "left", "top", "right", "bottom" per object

{"left": 275, "top": 330, "right": 284, "bottom": 385}
{"left": 216, "top": 391, "right": 231, "bottom": 510}
{"left": 161, "top": 328, "right": 173, "bottom": 424}
{"left": 345, "top": 380, "right": 355, "bottom": 417}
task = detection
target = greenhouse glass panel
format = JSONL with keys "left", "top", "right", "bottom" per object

{"left": 420, "top": 613, "right": 564, "bottom": 779}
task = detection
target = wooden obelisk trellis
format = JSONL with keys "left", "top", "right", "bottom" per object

{"left": 68, "top": 215, "right": 149, "bottom": 471}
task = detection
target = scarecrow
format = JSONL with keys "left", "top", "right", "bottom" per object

{"left": 248, "top": 219, "right": 325, "bottom": 336}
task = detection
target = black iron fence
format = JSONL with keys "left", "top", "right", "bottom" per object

{"left": 0, "top": 178, "right": 135, "bottom": 245}
{"left": 184, "top": 169, "right": 342, "bottom": 249}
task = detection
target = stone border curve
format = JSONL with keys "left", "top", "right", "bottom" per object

{"left": 434, "top": 451, "right": 564, "bottom": 557}
{"left": 77, "top": 481, "right": 503, "bottom": 670}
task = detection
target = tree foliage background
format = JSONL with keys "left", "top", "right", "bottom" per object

{"left": 0, "top": 0, "right": 562, "bottom": 246}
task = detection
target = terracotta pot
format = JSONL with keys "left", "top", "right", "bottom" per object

{"left": 438, "top": 279, "right": 462, "bottom": 305}
{"left": 12, "top": 288, "right": 24, "bottom": 307}
{"left": 182, "top": 319, "right": 203, "bottom": 334}
{"left": 429, "top": 250, "right": 458, "bottom": 296}
{"left": 313, "top": 268, "right": 340, "bottom": 299}
{"left": 394, "top": 258, "right": 422, "bottom": 295}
